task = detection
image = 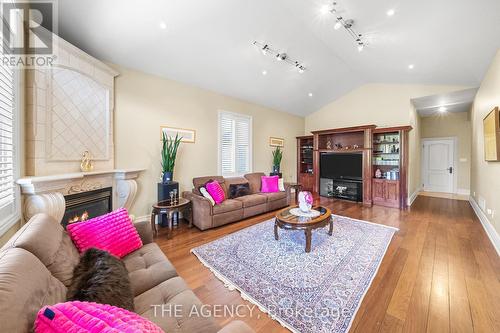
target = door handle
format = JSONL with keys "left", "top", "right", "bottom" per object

{"left": 448, "top": 167, "right": 453, "bottom": 174}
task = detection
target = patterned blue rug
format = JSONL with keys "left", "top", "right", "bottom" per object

{"left": 191, "top": 214, "right": 397, "bottom": 333}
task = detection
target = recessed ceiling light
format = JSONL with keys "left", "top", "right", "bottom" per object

{"left": 159, "top": 21, "right": 167, "bottom": 30}
{"left": 357, "top": 44, "right": 364, "bottom": 52}
{"left": 320, "top": 5, "right": 330, "bottom": 15}
{"left": 334, "top": 21, "right": 342, "bottom": 30}
{"left": 262, "top": 70, "right": 267, "bottom": 76}
{"left": 308, "top": 93, "right": 313, "bottom": 97}
{"left": 408, "top": 64, "right": 414, "bottom": 69}
{"left": 386, "top": 9, "right": 395, "bottom": 16}
{"left": 438, "top": 106, "right": 447, "bottom": 113}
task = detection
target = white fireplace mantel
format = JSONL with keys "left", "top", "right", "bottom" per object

{"left": 16, "top": 169, "right": 144, "bottom": 222}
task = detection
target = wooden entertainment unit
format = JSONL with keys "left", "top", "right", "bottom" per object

{"left": 297, "top": 124, "right": 411, "bottom": 209}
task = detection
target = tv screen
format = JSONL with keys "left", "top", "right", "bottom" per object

{"left": 320, "top": 153, "right": 362, "bottom": 180}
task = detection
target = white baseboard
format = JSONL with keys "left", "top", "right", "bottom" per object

{"left": 407, "top": 187, "right": 421, "bottom": 206}
{"left": 469, "top": 196, "right": 500, "bottom": 256}
{"left": 457, "top": 189, "right": 470, "bottom": 196}
{"left": 133, "top": 214, "right": 150, "bottom": 223}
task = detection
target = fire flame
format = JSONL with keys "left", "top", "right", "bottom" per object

{"left": 68, "top": 211, "right": 89, "bottom": 224}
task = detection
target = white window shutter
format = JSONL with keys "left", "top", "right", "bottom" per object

{"left": 0, "top": 63, "right": 18, "bottom": 230}
{"left": 219, "top": 111, "right": 252, "bottom": 177}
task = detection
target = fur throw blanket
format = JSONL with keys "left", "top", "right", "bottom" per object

{"left": 67, "top": 248, "right": 134, "bottom": 311}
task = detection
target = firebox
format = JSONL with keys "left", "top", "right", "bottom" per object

{"left": 62, "top": 187, "right": 112, "bottom": 228}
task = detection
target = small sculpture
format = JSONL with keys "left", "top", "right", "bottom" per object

{"left": 298, "top": 191, "right": 313, "bottom": 213}
{"left": 326, "top": 140, "right": 332, "bottom": 150}
{"left": 375, "top": 168, "right": 382, "bottom": 178}
{"left": 80, "top": 150, "right": 94, "bottom": 172}
{"left": 336, "top": 186, "right": 348, "bottom": 194}
{"left": 334, "top": 143, "right": 342, "bottom": 150}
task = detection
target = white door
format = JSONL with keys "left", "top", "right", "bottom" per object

{"left": 422, "top": 139, "right": 455, "bottom": 193}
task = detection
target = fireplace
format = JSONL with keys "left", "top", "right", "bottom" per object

{"left": 62, "top": 187, "right": 112, "bottom": 228}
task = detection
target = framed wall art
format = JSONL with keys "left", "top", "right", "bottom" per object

{"left": 483, "top": 106, "right": 500, "bottom": 161}
{"left": 269, "top": 137, "right": 284, "bottom": 147}
{"left": 160, "top": 126, "right": 196, "bottom": 143}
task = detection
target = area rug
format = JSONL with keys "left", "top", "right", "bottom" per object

{"left": 191, "top": 214, "right": 398, "bottom": 333}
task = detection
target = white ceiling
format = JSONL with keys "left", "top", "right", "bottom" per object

{"left": 56, "top": 0, "right": 500, "bottom": 116}
{"left": 411, "top": 88, "right": 478, "bottom": 117}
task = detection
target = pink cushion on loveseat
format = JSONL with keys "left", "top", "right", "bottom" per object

{"left": 35, "top": 301, "right": 164, "bottom": 333}
{"left": 205, "top": 180, "right": 226, "bottom": 204}
{"left": 67, "top": 208, "right": 142, "bottom": 258}
{"left": 261, "top": 175, "right": 279, "bottom": 193}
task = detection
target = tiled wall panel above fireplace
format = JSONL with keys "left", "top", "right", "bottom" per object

{"left": 48, "top": 68, "right": 110, "bottom": 161}
{"left": 25, "top": 34, "right": 119, "bottom": 176}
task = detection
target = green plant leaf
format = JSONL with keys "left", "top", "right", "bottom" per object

{"left": 272, "top": 146, "right": 283, "bottom": 167}
{"left": 161, "top": 132, "right": 183, "bottom": 175}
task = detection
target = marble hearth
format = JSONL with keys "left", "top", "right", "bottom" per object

{"left": 16, "top": 169, "right": 143, "bottom": 223}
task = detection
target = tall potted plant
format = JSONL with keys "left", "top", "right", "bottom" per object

{"left": 272, "top": 146, "right": 283, "bottom": 173}
{"left": 161, "top": 132, "right": 182, "bottom": 183}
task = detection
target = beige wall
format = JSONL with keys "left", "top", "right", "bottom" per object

{"left": 421, "top": 112, "right": 471, "bottom": 192}
{"left": 305, "top": 83, "right": 468, "bottom": 200}
{"left": 470, "top": 50, "right": 500, "bottom": 236}
{"left": 112, "top": 65, "right": 304, "bottom": 217}
{"left": 304, "top": 84, "right": 468, "bottom": 133}
{"left": 408, "top": 105, "right": 422, "bottom": 198}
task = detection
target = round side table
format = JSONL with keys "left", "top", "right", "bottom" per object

{"left": 150, "top": 197, "right": 192, "bottom": 239}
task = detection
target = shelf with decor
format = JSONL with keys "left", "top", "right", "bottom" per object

{"left": 311, "top": 125, "right": 376, "bottom": 206}
{"left": 296, "top": 135, "right": 314, "bottom": 191}
{"left": 371, "top": 126, "right": 412, "bottom": 208}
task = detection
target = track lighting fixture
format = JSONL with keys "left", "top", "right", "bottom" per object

{"left": 253, "top": 41, "right": 307, "bottom": 73}
{"left": 276, "top": 53, "right": 287, "bottom": 61}
{"left": 323, "top": 2, "right": 367, "bottom": 51}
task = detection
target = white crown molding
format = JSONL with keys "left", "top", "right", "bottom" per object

{"left": 469, "top": 196, "right": 500, "bottom": 256}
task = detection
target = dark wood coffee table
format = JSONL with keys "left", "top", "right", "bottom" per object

{"left": 274, "top": 205, "right": 333, "bottom": 253}
{"left": 150, "top": 197, "right": 192, "bottom": 238}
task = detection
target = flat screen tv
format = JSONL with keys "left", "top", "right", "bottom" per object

{"left": 320, "top": 153, "right": 362, "bottom": 180}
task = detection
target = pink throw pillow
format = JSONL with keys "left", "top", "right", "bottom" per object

{"left": 35, "top": 301, "right": 164, "bottom": 333}
{"left": 205, "top": 180, "right": 225, "bottom": 204}
{"left": 261, "top": 176, "right": 279, "bottom": 193}
{"left": 67, "top": 208, "right": 142, "bottom": 258}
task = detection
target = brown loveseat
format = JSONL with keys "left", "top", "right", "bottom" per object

{"left": 183, "top": 172, "right": 291, "bottom": 230}
{"left": 0, "top": 214, "right": 253, "bottom": 333}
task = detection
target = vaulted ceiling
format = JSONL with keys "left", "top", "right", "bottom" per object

{"left": 57, "top": 0, "right": 500, "bottom": 116}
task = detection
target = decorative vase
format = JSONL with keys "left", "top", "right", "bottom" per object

{"left": 162, "top": 171, "right": 173, "bottom": 183}
{"left": 298, "top": 191, "right": 313, "bottom": 213}
{"left": 80, "top": 150, "right": 93, "bottom": 172}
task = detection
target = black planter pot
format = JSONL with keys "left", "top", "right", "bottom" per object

{"left": 162, "top": 171, "right": 173, "bottom": 183}
{"left": 272, "top": 165, "right": 280, "bottom": 173}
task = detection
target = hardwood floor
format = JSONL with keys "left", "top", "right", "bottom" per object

{"left": 155, "top": 195, "right": 500, "bottom": 332}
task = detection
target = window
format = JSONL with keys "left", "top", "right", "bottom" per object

{"left": 218, "top": 111, "right": 252, "bottom": 177}
{"left": 0, "top": 63, "right": 20, "bottom": 234}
